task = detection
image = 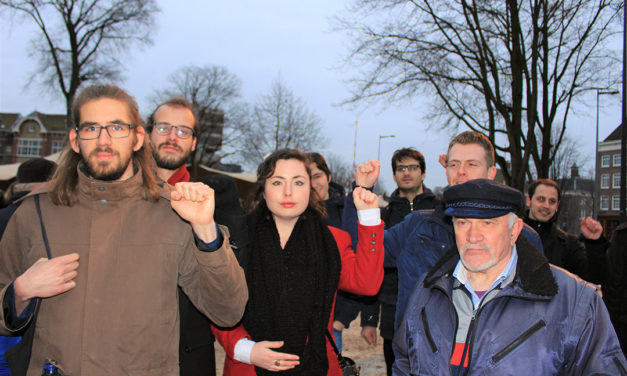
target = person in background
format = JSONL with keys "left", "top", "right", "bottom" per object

{"left": 0, "top": 158, "right": 56, "bottom": 376}
{"left": 359, "top": 147, "right": 438, "bottom": 375}
{"left": 523, "top": 178, "right": 607, "bottom": 284}
{"left": 213, "top": 149, "right": 384, "bottom": 375}
{"left": 394, "top": 179, "right": 626, "bottom": 375}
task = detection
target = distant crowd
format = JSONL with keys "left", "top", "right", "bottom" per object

{"left": 0, "top": 84, "right": 625, "bottom": 375}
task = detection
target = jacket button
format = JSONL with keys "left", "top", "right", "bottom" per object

{"left": 184, "top": 346, "right": 191, "bottom": 352}
{"left": 99, "top": 199, "right": 107, "bottom": 206}
{"left": 98, "top": 186, "right": 105, "bottom": 191}
{"left": 408, "top": 338, "right": 414, "bottom": 347}
{"left": 371, "top": 233, "right": 376, "bottom": 238}
{"left": 370, "top": 248, "right": 376, "bottom": 252}
{"left": 370, "top": 240, "right": 376, "bottom": 245}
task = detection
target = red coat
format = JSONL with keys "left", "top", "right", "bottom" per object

{"left": 213, "top": 223, "right": 384, "bottom": 375}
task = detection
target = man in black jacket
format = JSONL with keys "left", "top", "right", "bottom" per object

{"left": 523, "top": 179, "right": 607, "bottom": 284}
{"left": 359, "top": 148, "right": 439, "bottom": 375}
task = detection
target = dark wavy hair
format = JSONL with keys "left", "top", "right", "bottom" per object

{"left": 254, "top": 149, "right": 327, "bottom": 218}
{"left": 50, "top": 84, "right": 160, "bottom": 206}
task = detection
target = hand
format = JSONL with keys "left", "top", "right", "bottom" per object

{"left": 438, "top": 154, "right": 447, "bottom": 168}
{"left": 361, "top": 326, "right": 378, "bottom": 346}
{"left": 355, "top": 160, "right": 380, "bottom": 188}
{"left": 250, "top": 341, "right": 300, "bottom": 372}
{"left": 581, "top": 216, "right": 603, "bottom": 240}
{"left": 13, "top": 253, "right": 79, "bottom": 315}
{"left": 333, "top": 320, "right": 345, "bottom": 331}
{"left": 171, "top": 182, "right": 217, "bottom": 243}
{"left": 353, "top": 187, "right": 379, "bottom": 211}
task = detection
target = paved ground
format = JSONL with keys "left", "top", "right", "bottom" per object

{"left": 214, "top": 314, "right": 387, "bottom": 375}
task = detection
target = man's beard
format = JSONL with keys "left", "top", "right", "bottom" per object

{"left": 83, "top": 147, "right": 132, "bottom": 181}
{"left": 153, "top": 142, "right": 192, "bottom": 170}
{"left": 459, "top": 243, "right": 497, "bottom": 272}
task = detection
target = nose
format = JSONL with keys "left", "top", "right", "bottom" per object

{"left": 167, "top": 127, "right": 178, "bottom": 141}
{"left": 466, "top": 222, "right": 483, "bottom": 244}
{"left": 97, "top": 126, "right": 112, "bottom": 146}
{"left": 284, "top": 182, "right": 292, "bottom": 196}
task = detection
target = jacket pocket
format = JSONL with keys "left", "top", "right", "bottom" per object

{"left": 492, "top": 320, "right": 546, "bottom": 363}
{"left": 421, "top": 307, "right": 438, "bottom": 353}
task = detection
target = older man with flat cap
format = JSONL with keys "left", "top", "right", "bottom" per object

{"left": 393, "top": 179, "right": 626, "bottom": 375}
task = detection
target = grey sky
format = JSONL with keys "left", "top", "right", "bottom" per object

{"left": 0, "top": 0, "right": 621, "bottom": 192}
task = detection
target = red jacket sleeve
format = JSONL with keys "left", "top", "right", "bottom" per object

{"left": 330, "top": 222, "right": 384, "bottom": 296}
{"left": 211, "top": 323, "right": 250, "bottom": 359}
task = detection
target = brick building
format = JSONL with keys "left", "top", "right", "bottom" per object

{"left": 0, "top": 111, "right": 67, "bottom": 164}
{"left": 597, "top": 123, "right": 625, "bottom": 237}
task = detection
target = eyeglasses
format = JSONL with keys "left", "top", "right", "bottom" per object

{"left": 153, "top": 122, "right": 195, "bottom": 139}
{"left": 76, "top": 123, "right": 134, "bottom": 140}
{"left": 396, "top": 164, "right": 421, "bottom": 173}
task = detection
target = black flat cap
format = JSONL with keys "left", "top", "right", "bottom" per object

{"left": 443, "top": 179, "right": 523, "bottom": 218}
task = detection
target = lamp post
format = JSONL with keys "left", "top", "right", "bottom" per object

{"left": 594, "top": 89, "right": 619, "bottom": 218}
{"left": 378, "top": 135, "right": 395, "bottom": 161}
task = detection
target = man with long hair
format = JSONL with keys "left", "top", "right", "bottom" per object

{"left": 0, "top": 84, "right": 247, "bottom": 375}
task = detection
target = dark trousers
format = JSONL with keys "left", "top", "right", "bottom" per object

{"left": 384, "top": 338, "right": 395, "bottom": 376}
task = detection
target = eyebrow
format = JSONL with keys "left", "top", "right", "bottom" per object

{"left": 78, "top": 119, "right": 128, "bottom": 127}
{"left": 270, "top": 175, "right": 308, "bottom": 180}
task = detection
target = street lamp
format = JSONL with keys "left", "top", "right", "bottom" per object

{"left": 594, "top": 89, "right": 619, "bottom": 218}
{"left": 378, "top": 134, "right": 395, "bottom": 161}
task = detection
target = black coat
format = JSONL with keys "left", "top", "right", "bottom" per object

{"left": 523, "top": 215, "right": 608, "bottom": 285}
{"left": 605, "top": 222, "right": 627, "bottom": 354}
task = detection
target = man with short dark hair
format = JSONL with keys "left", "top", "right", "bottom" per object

{"left": 146, "top": 98, "right": 221, "bottom": 376}
{"left": 394, "top": 179, "right": 626, "bottom": 374}
{"left": 359, "top": 147, "right": 438, "bottom": 375}
{"left": 524, "top": 178, "right": 607, "bottom": 284}
{"left": 0, "top": 84, "right": 247, "bottom": 375}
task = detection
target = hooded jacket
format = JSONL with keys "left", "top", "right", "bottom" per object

{"left": 393, "top": 236, "right": 626, "bottom": 375}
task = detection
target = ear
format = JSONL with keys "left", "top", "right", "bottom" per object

{"left": 526, "top": 196, "right": 531, "bottom": 207}
{"left": 191, "top": 136, "right": 197, "bottom": 152}
{"left": 69, "top": 129, "right": 80, "bottom": 154}
{"left": 421, "top": 172, "right": 426, "bottom": 182}
{"left": 487, "top": 166, "right": 497, "bottom": 180}
{"left": 133, "top": 126, "right": 146, "bottom": 152}
{"left": 327, "top": 173, "right": 332, "bottom": 183}
{"left": 392, "top": 173, "right": 399, "bottom": 185}
{"left": 510, "top": 217, "right": 524, "bottom": 246}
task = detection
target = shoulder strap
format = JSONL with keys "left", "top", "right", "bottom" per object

{"left": 34, "top": 195, "right": 52, "bottom": 259}
{"left": 325, "top": 329, "right": 342, "bottom": 357}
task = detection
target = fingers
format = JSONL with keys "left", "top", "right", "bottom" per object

{"left": 251, "top": 341, "right": 300, "bottom": 371}
{"left": 172, "top": 182, "right": 214, "bottom": 202}
{"left": 353, "top": 187, "right": 379, "bottom": 210}
{"left": 356, "top": 160, "right": 380, "bottom": 187}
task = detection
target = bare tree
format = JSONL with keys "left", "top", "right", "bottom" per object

{"left": 338, "top": 0, "right": 621, "bottom": 190}
{"left": 151, "top": 65, "right": 249, "bottom": 176}
{"left": 1, "top": 0, "right": 159, "bottom": 126}
{"left": 236, "top": 75, "right": 326, "bottom": 168}
{"left": 325, "top": 152, "right": 353, "bottom": 190}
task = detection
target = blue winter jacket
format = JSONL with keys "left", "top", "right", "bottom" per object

{"left": 393, "top": 236, "right": 627, "bottom": 375}
{"left": 342, "top": 196, "right": 543, "bottom": 330}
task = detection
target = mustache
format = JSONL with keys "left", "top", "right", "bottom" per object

{"left": 460, "top": 243, "right": 494, "bottom": 253}
{"left": 88, "top": 147, "right": 118, "bottom": 158}
{"left": 158, "top": 142, "right": 182, "bottom": 152}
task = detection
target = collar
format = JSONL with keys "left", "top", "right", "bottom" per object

{"left": 425, "top": 236, "right": 557, "bottom": 298}
{"left": 167, "top": 165, "right": 190, "bottom": 185}
{"left": 453, "top": 246, "right": 518, "bottom": 308}
{"left": 76, "top": 163, "right": 144, "bottom": 201}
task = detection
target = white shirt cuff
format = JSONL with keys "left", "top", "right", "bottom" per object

{"left": 357, "top": 208, "right": 381, "bottom": 226}
{"left": 234, "top": 337, "right": 256, "bottom": 364}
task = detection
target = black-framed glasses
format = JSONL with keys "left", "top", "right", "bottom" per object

{"left": 396, "top": 164, "right": 421, "bottom": 173}
{"left": 153, "top": 122, "right": 195, "bottom": 139}
{"left": 76, "top": 123, "right": 134, "bottom": 140}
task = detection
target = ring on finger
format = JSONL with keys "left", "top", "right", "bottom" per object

{"left": 274, "top": 359, "right": 281, "bottom": 366}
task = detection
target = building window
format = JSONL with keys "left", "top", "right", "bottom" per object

{"left": 614, "top": 154, "right": 622, "bottom": 167}
{"left": 614, "top": 173, "right": 621, "bottom": 188}
{"left": 51, "top": 140, "right": 63, "bottom": 154}
{"left": 601, "top": 155, "right": 610, "bottom": 168}
{"left": 17, "top": 138, "right": 42, "bottom": 157}
{"left": 612, "top": 195, "right": 621, "bottom": 211}
{"left": 601, "top": 174, "right": 610, "bottom": 189}
{"left": 600, "top": 196, "right": 609, "bottom": 211}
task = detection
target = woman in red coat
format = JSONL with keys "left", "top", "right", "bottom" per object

{"left": 213, "top": 149, "right": 384, "bottom": 375}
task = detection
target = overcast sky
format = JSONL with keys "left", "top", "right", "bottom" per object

{"left": 0, "top": 0, "right": 622, "bottom": 192}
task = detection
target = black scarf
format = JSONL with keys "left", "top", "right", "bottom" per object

{"left": 242, "top": 201, "right": 341, "bottom": 375}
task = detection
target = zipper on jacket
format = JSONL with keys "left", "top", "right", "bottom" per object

{"left": 410, "top": 201, "right": 414, "bottom": 211}
{"left": 420, "top": 307, "right": 437, "bottom": 353}
{"left": 456, "top": 314, "right": 476, "bottom": 376}
{"left": 491, "top": 320, "right": 546, "bottom": 363}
